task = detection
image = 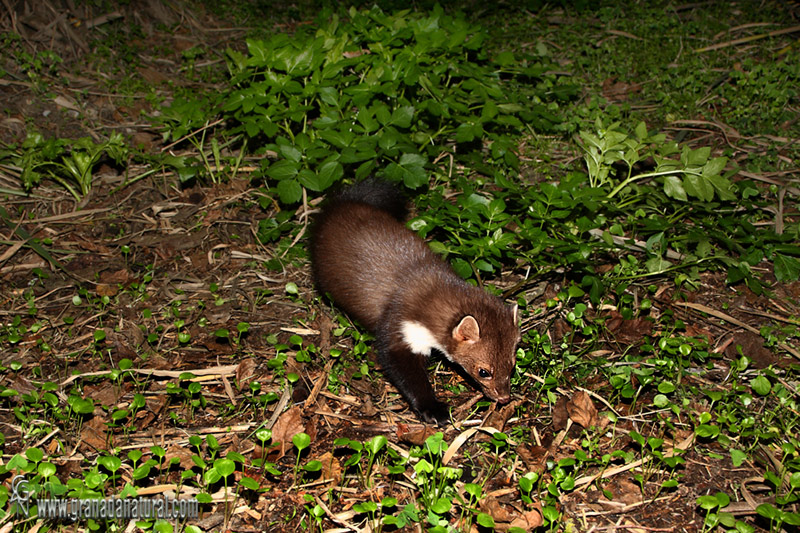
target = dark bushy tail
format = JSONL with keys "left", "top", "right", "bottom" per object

{"left": 332, "top": 177, "right": 408, "bottom": 221}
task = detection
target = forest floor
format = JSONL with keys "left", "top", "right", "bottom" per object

{"left": 1, "top": 2, "right": 799, "bottom": 532}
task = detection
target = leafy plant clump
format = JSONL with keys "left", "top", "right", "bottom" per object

{"left": 408, "top": 116, "right": 799, "bottom": 308}
{"left": 157, "top": 4, "right": 799, "bottom": 297}
{"left": 1, "top": 132, "right": 128, "bottom": 200}
{"left": 159, "top": 5, "right": 576, "bottom": 201}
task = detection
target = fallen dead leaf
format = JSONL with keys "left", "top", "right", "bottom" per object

{"left": 166, "top": 444, "right": 196, "bottom": 470}
{"left": 608, "top": 478, "right": 642, "bottom": 505}
{"left": 131, "top": 131, "right": 157, "bottom": 151}
{"left": 100, "top": 268, "right": 134, "bottom": 285}
{"left": 517, "top": 445, "right": 549, "bottom": 474}
{"left": 479, "top": 496, "right": 515, "bottom": 522}
{"left": 138, "top": 66, "right": 170, "bottom": 84}
{"left": 361, "top": 396, "right": 379, "bottom": 417}
{"left": 135, "top": 394, "right": 168, "bottom": 428}
{"left": 96, "top": 283, "right": 118, "bottom": 297}
{"left": 83, "top": 381, "right": 119, "bottom": 407}
{"left": 318, "top": 451, "right": 341, "bottom": 487}
{"left": 483, "top": 399, "right": 517, "bottom": 431}
{"left": 725, "top": 331, "right": 778, "bottom": 368}
{"left": 236, "top": 358, "right": 257, "bottom": 388}
{"left": 509, "top": 505, "right": 544, "bottom": 530}
{"left": 53, "top": 94, "right": 80, "bottom": 111}
{"left": 397, "top": 424, "right": 438, "bottom": 446}
{"left": 271, "top": 406, "right": 305, "bottom": 457}
{"left": 343, "top": 49, "right": 370, "bottom": 58}
{"left": 552, "top": 396, "right": 569, "bottom": 430}
{"left": 81, "top": 415, "right": 111, "bottom": 451}
{"left": 567, "top": 390, "right": 598, "bottom": 429}
{"left": 7, "top": 375, "right": 36, "bottom": 396}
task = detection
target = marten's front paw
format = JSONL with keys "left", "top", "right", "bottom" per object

{"left": 419, "top": 401, "right": 450, "bottom": 427}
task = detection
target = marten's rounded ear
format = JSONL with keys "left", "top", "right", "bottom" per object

{"left": 453, "top": 315, "right": 480, "bottom": 343}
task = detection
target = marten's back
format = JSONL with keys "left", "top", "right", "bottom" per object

{"left": 310, "top": 200, "right": 446, "bottom": 331}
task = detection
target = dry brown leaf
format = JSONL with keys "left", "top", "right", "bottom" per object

{"left": 236, "top": 358, "right": 256, "bottom": 388}
{"left": 605, "top": 311, "right": 652, "bottom": 345}
{"left": 76, "top": 238, "right": 112, "bottom": 254}
{"left": 483, "top": 399, "right": 517, "bottom": 431}
{"left": 343, "top": 49, "right": 370, "bottom": 58}
{"left": 516, "top": 445, "right": 549, "bottom": 474}
{"left": 166, "top": 444, "right": 196, "bottom": 470}
{"left": 137, "top": 66, "right": 170, "bottom": 84}
{"left": 81, "top": 415, "right": 110, "bottom": 451}
{"left": 306, "top": 413, "right": 319, "bottom": 442}
{"left": 83, "top": 381, "right": 119, "bottom": 407}
{"left": 509, "top": 505, "right": 544, "bottom": 530}
{"left": 318, "top": 452, "right": 341, "bottom": 487}
{"left": 53, "top": 94, "right": 80, "bottom": 111}
{"left": 136, "top": 394, "right": 168, "bottom": 428}
{"left": 725, "top": 331, "right": 778, "bottom": 369}
{"left": 95, "top": 283, "right": 118, "bottom": 297}
{"left": 8, "top": 375, "right": 36, "bottom": 396}
{"left": 213, "top": 380, "right": 231, "bottom": 412}
{"left": 479, "top": 496, "right": 514, "bottom": 522}
{"left": 567, "top": 390, "right": 598, "bottom": 429}
{"left": 609, "top": 478, "right": 642, "bottom": 505}
{"left": 172, "top": 36, "right": 197, "bottom": 52}
{"left": 361, "top": 396, "right": 379, "bottom": 417}
{"left": 552, "top": 396, "right": 569, "bottom": 430}
{"left": 684, "top": 323, "right": 714, "bottom": 345}
{"left": 397, "top": 424, "right": 437, "bottom": 446}
{"left": 131, "top": 131, "right": 157, "bottom": 151}
{"left": 100, "top": 268, "right": 133, "bottom": 285}
{"left": 271, "top": 406, "right": 305, "bottom": 457}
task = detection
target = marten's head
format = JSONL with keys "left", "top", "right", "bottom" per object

{"left": 448, "top": 303, "right": 520, "bottom": 404}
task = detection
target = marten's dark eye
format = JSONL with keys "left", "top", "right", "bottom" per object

{"left": 478, "top": 368, "right": 491, "bottom": 379}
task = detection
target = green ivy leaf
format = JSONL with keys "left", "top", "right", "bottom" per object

{"left": 304, "top": 460, "right": 322, "bottom": 472}
{"left": 730, "top": 449, "right": 747, "bottom": 467}
{"left": 476, "top": 513, "right": 495, "bottom": 527}
{"left": 494, "top": 50, "right": 515, "bottom": 66}
{"left": 279, "top": 145, "right": 302, "bottom": 163}
{"left": 663, "top": 175, "right": 687, "bottom": 201}
{"left": 276, "top": 179, "right": 302, "bottom": 204}
{"left": 389, "top": 105, "right": 415, "bottom": 128}
{"left": 697, "top": 495, "right": 721, "bottom": 510}
{"left": 645, "top": 256, "right": 672, "bottom": 273}
{"left": 316, "top": 160, "right": 344, "bottom": 191}
{"left": 214, "top": 458, "right": 236, "bottom": 478}
{"left": 750, "top": 375, "right": 771, "bottom": 395}
{"left": 702, "top": 156, "right": 727, "bottom": 177}
{"left": 774, "top": 253, "right": 800, "bottom": 282}
{"left": 706, "top": 172, "right": 736, "bottom": 201}
{"left": 685, "top": 146, "right": 711, "bottom": 166}
{"left": 386, "top": 153, "right": 428, "bottom": 188}
{"left": 430, "top": 497, "right": 451, "bottom": 514}
{"left": 683, "top": 174, "right": 714, "bottom": 202}
{"left": 267, "top": 159, "right": 300, "bottom": 181}
{"left": 657, "top": 381, "right": 675, "bottom": 394}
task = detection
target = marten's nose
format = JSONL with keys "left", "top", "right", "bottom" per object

{"left": 496, "top": 394, "right": 511, "bottom": 405}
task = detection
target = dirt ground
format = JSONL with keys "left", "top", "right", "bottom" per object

{"left": 2, "top": 2, "right": 799, "bottom": 532}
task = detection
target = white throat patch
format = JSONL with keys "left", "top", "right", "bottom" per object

{"left": 400, "top": 320, "right": 451, "bottom": 361}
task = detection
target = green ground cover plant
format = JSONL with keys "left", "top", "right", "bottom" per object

{"left": 0, "top": 1, "right": 798, "bottom": 532}
{"left": 158, "top": 6, "right": 575, "bottom": 199}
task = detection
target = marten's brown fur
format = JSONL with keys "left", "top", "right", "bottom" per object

{"left": 310, "top": 179, "right": 519, "bottom": 425}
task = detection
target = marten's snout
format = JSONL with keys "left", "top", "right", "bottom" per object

{"left": 485, "top": 383, "right": 510, "bottom": 404}
{"left": 495, "top": 393, "right": 511, "bottom": 405}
